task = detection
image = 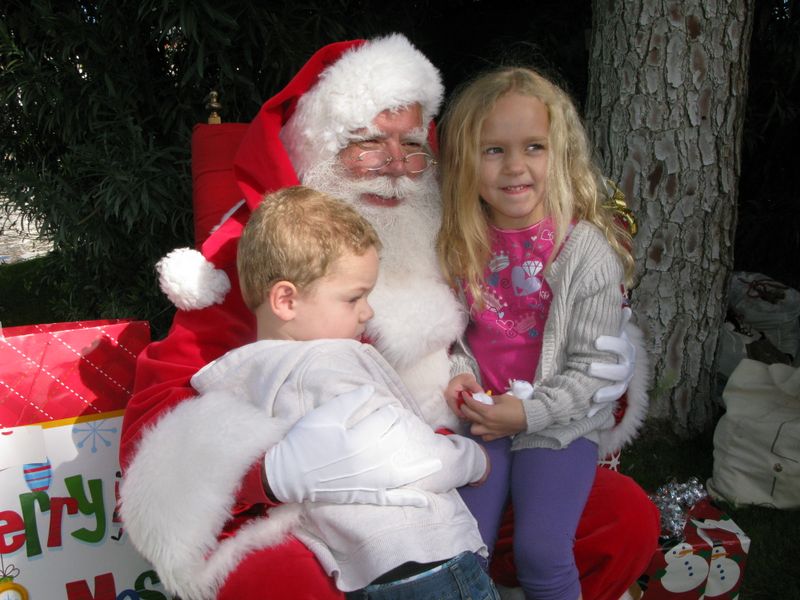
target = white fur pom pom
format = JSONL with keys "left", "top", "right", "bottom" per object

{"left": 156, "top": 248, "right": 230, "bottom": 310}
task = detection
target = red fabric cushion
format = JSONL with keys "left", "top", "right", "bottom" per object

{"left": 191, "top": 122, "right": 249, "bottom": 248}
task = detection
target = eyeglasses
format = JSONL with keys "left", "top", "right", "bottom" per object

{"left": 352, "top": 150, "right": 437, "bottom": 174}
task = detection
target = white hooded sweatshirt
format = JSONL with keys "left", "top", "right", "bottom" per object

{"left": 191, "top": 338, "right": 487, "bottom": 592}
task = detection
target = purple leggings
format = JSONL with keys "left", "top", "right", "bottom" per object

{"left": 458, "top": 436, "right": 597, "bottom": 600}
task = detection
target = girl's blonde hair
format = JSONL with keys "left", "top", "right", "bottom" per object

{"left": 238, "top": 185, "right": 381, "bottom": 311}
{"left": 436, "top": 67, "right": 633, "bottom": 305}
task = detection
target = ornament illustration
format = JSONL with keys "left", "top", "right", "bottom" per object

{"left": 481, "top": 287, "right": 507, "bottom": 314}
{"left": 22, "top": 458, "right": 52, "bottom": 493}
{"left": 0, "top": 561, "right": 29, "bottom": 600}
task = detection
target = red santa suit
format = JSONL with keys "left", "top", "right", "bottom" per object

{"left": 120, "top": 35, "right": 659, "bottom": 600}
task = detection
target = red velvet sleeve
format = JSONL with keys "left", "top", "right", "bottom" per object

{"left": 238, "top": 460, "right": 278, "bottom": 506}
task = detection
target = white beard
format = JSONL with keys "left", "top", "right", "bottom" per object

{"left": 302, "top": 161, "right": 442, "bottom": 277}
{"left": 302, "top": 160, "right": 466, "bottom": 430}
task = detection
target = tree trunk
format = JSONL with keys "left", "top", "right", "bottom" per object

{"left": 585, "top": 0, "right": 755, "bottom": 434}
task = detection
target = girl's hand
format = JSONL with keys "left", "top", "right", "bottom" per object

{"left": 444, "top": 373, "right": 482, "bottom": 419}
{"left": 461, "top": 392, "right": 526, "bottom": 441}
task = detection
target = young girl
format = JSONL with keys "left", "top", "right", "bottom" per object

{"left": 437, "top": 67, "right": 639, "bottom": 600}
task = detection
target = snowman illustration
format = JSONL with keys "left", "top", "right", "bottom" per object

{"left": 692, "top": 517, "right": 750, "bottom": 597}
{"left": 660, "top": 541, "right": 710, "bottom": 593}
{"left": 704, "top": 545, "right": 741, "bottom": 597}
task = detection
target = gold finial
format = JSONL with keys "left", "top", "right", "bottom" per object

{"left": 205, "top": 91, "right": 222, "bottom": 124}
{"left": 602, "top": 179, "right": 638, "bottom": 237}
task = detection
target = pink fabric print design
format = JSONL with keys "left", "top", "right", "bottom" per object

{"left": 487, "top": 250, "right": 510, "bottom": 286}
{"left": 479, "top": 287, "right": 517, "bottom": 338}
{"left": 514, "top": 312, "right": 539, "bottom": 336}
{"left": 511, "top": 259, "right": 544, "bottom": 296}
{"left": 488, "top": 250, "right": 510, "bottom": 273}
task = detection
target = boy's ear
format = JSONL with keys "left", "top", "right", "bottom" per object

{"left": 269, "top": 281, "right": 299, "bottom": 321}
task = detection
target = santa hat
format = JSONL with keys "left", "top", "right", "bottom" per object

{"left": 233, "top": 34, "right": 443, "bottom": 208}
{"left": 156, "top": 247, "right": 231, "bottom": 310}
{"left": 280, "top": 33, "right": 444, "bottom": 179}
{"left": 160, "top": 34, "right": 443, "bottom": 310}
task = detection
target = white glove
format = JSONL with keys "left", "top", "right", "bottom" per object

{"left": 588, "top": 306, "right": 636, "bottom": 404}
{"left": 265, "top": 385, "right": 442, "bottom": 507}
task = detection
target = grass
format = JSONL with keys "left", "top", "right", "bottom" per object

{"left": 2, "top": 258, "right": 798, "bottom": 599}
{"left": 621, "top": 421, "right": 800, "bottom": 599}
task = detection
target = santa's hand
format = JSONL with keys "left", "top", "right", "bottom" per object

{"left": 265, "top": 385, "right": 441, "bottom": 507}
{"left": 588, "top": 306, "right": 635, "bottom": 404}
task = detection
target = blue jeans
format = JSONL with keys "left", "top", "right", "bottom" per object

{"left": 345, "top": 552, "right": 500, "bottom": 600}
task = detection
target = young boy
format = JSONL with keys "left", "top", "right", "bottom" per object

{"left": 190, "top": 186, "right": 497, "bottom": 599}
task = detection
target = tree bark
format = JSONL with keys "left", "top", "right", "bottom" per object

{"left": 585, "top": 0, "right": 755, "bottom": 434}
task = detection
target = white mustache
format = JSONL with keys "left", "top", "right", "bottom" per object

{"left": 347, "top": 173, "right": 428, "bottom": 200}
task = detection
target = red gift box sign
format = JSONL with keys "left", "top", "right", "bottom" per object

{"left": 0, "top": 320, "right": 150, "bottom": 427}
{"left": 640, "top": 498, "right": 750, "bottom": 599}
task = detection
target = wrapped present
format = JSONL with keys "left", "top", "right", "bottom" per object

{"left": 639, "top": 495, "right": 750, "bottom": 599}
{"left": 0, "top": 320, "right": 176, "bottom": 599}
{"left": 0, "top": 319, "right": 151, "bottom": 426}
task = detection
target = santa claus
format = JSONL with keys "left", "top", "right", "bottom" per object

{"left": 120, "top": 34, "right": 658, "bottom": 600}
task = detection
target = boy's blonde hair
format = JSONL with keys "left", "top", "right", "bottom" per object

{"left": 436, "top": 67, "right": 634, "bottom": 305}
{"left": 238, "top": 185, "right": 382, "bottom": 311}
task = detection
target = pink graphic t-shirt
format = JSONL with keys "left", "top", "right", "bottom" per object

{"left": 464, "top": 217, "right": 570, "bottom": 395}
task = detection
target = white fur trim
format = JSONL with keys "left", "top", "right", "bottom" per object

{"left": 120, "top": 391, "right": 298, "bottom": 600}
{"left": 156, "top": 247, "right": 231, "bottom": 310}
{"left": 281, "top": 33, "right": 444, "bottom": 178}
{"left": 367, "top": 277, "right": 466, "bottom": 373}
{"left": 596, "top": 322, "right": 651, "bottom": 457}
{"left": 396, "top": 348, "right": 463, "bottom": 432}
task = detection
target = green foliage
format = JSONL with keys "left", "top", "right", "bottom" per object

{"left": 0, "top": 257, "right": 66, "bottom": 327}
{"left": 2, "top": 0, "right": 796, "bottom": 337}
{"left": 0, "top": 1, "right": 439, "bottom": 337}
{"left": 1, "top": 2, "right": 196, "bottom": 334}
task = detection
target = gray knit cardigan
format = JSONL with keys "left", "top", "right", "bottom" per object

{"left": 451, "top": 220, "right": 650, "bottom": 455}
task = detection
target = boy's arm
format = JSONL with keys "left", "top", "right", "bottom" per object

{"left": 265, "top": 385, "right": 451, "bottom": 506}
{"left": 287, "top": 346, "right": 489, "bottom": 495}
